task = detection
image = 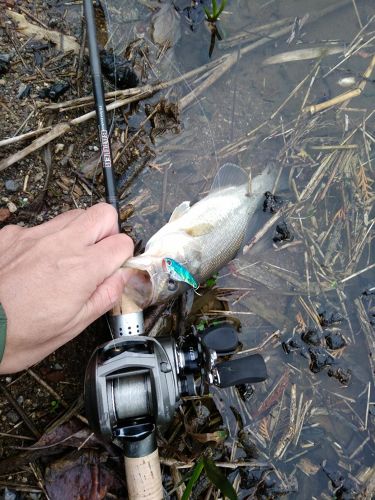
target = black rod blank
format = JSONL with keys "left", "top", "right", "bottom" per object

{"left": 83, "top": 0, "right": 119, "bottom": 216}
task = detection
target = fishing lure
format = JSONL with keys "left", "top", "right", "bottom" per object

{"left": 162, "top": 257, "right": 199, "bottom": 290}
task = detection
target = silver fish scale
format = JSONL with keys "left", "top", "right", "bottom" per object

{"left": 175, "top": 185, "right": 255, "bottom": 280}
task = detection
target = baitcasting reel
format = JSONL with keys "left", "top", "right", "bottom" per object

{"left": 85, "top": 322, "right": 268, "bottom": 442}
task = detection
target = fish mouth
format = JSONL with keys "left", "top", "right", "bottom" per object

{"left": 123, "top": 255, "right": 187, "bottom": 308}
{"left": 123, "top": 255, "right": 166, "bottom": 308}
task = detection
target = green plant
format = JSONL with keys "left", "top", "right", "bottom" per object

{"left": 204, "top": 0, "right": 227, "bottom": 22}
{"left": 50, "top": 400, "right": 60, "bottom": 412}
{"left": 205, "top": 273, "right": 218, "bottom": 288}
{"left": 181, "top": 455, "right": 237, "bottom": 500}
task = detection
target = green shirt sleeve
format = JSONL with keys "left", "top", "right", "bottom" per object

{"left": 0, "top": 304, "right": 7, "bottom": 363}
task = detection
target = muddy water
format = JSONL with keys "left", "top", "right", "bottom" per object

{"left": 100, "top": 0, "right": 374, "bottom": 497}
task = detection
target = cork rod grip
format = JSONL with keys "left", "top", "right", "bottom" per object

{"left": 125, "top": 449, "right": 163, "bottom": 500}
{"left": 112, "top": 294, "right": 142, "bottom": 315}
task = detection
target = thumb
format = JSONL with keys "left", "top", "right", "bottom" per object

{"left": 84, "top": 268, "right": 132, "bottom": 323}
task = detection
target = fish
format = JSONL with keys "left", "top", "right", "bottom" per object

{"left": 123, "top": 163, "right": 276, "bottom": 308}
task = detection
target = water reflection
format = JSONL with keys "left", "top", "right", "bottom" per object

{"left": 104, "top": 0, "right": 374, "bottom": 496}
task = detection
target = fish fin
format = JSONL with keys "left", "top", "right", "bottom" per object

{"left": 184, "top": 222, "right": 214, "bottom": 237}
{"left": 169, "top": 201, "right": 191, "bottom": 222}
{"left": 211, "top": 162, "right": 248, "bottom": 191}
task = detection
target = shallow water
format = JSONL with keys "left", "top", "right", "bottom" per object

{"left": 99, "top": 0, "right": 375, "bottom": 497}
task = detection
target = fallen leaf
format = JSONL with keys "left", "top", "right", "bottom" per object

{"left": 7, "top": 10, "right": 80, "bottom": 53}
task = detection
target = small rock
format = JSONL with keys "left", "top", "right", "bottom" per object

{"left": 17, "top": 83, "right": 32, "bottom": 99}
{"left": 5, "top": 180, "right": 20, "bottom": 192}
{"left": 54, "top": 143, "right": 65, "bottom": 154}
{"left": 6, "top": 410, "right": 20, "bottom": 424}
{"left": 5, "top": 376, "right": 12, "bottom": 384}
{"left": 0, "top": 207, "right": 11, "bottom": 222}
{"left": 4, "top": 488, "right": 18, "bottom": 500}
{"left": 7, "top": 202, "right": 17, "bottom": 213}
{"left": 16, "top": 395, "right": 24, "bottom": 405}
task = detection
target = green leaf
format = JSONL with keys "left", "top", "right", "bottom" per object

{"left": 217, "top": 0, "right": 227, "bottom": 17}
{"left": 203, "top": 457, "right": 237, "bottom": 500}
{"left": 181, "top": 458, "right": 204, "bottom": 500}
{"left": 182, "top": 457, "right": 205, "bottom": 500}
{"left": 205, "top": 274, "right": 217, "bottom": 287}
{"left": 196, "top": 321, "right": 206, "bottom": 332}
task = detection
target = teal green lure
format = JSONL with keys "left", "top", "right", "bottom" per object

{"left": 162, "top": 257, "right": 199, "bottom": 290}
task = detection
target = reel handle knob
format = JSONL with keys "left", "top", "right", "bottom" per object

{"left": 201, "top": 323, "right": 240, "bottom": 354}
{"left": 216, "top": 354, "right": 268, "bottom": 388}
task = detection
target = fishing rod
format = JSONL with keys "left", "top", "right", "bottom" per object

{"left": 83, "top": 1, "right": 163, "bottom": 498}
{"left": 83, "top": 4, "right": 269, "bottom": 499}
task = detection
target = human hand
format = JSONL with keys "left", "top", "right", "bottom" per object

{"left": 0, "top": 203, "right": 134, "bottom": 374}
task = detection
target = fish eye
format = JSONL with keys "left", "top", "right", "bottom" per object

{"left": 167, "top": 279, "right": 178, "bottom": 291}
{"left": 166, "top": 258, "right": 172, "bottom": 265}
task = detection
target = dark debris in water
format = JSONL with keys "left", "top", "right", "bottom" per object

{"left": 39, "top": 82, "right": 70, "bottom": 101}
{"left": 301, "top": 328, "right": 322, "bottom": 346}
{"left": 145, "top": 99, "right": 180, "bottom": 143}
{"left": 263, "top": 191, "right": 283, "bottom": 213}
{"left": 318, "top": 310, "right": 344, "bottom": 327}
{"left": 238, "top": 429, "right": 259, "bottom": 459}
{"left": 100, "top": 49, "right": 138, "bottom": 90}
{"left": 236, "top": 383, "right": 254, "bottom": 402}
{"left": 273, "top": 221, "right": 294, "bottom": 243}
{"left": 308, "top": 346, "right": 335, "bottom": 373}
{"left": 240, "top": 469, "right": 298, "bottom": 498}
{"left": 181, "top": 0, "right": 211, "bottom": 31}
{"left": 282, "top": 312, "right": 350, "bottom": 383}
{"left": 322, "top": 462, "right": 361, "bottom": 500}
{"left": 324, "top": 330, "right": 346, "bottom": 350}
{"left": 327, "top": 367, "right": 352, "bottom": 385}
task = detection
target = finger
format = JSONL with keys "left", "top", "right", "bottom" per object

{"left": 62, "top": 203, "right": 120, "bottom": 246}
{"left": 83, "top": 268, "right": 131, "bottom": 323}
{"left": 85, "top": 233, "right": 134, "bottom": 284}
{"left": 27, "top": 209, "right": 84, "bottom": 238}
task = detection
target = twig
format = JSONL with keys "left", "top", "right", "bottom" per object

{"left": 0, "top": 127, "right": 52, "bottom": 148}
{"left": 305, "top": 54, "right": 375, "bottom": 114}
{"left": 274, "top": 384, "right": 297, "bottom": 459}
{"left": 234, "top": 331, "right": 280, "bottom": 356}
{"left": 341, "top": 262, "right": 375, "bottom": 283}
{"left": 29, "top": 462, "right": 51, "bottom": 500}
{"left": 27, "top": 369, "right": 87, "bottom": 425}
{"left": 0, "top": 123, "right": 70, "bottom": 172}
{"left": 160, "top": 458, "right": 272, "bottom": 469}
{"left": 243, "top": 210, "right": 284, "bottom": 255}
{"left": 349, "top": 436, "right": 370, "bottom": 460}
{"left": 17, "top": 5, "right": 49, "bottom": 30}
{"left": 364, "top": 381, "right": 371, "bottom": 431}
{"left": 0, "top": 383, "right": 40, "bottom": 439}
{"left": 351, "top": 0, "right": 363, "bottom": 28}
